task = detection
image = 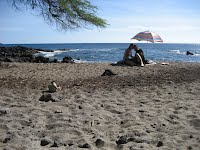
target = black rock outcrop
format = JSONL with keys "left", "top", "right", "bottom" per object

{"left": 0, "top": 46, "right": 54, "bottom": 62}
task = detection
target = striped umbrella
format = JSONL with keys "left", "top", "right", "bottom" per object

{"left": 131, "top": 30, "right": 163, "bottom": 43}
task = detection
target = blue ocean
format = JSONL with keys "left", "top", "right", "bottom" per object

{"left": 2, "top": 43, "right": 200, "bottom": 63}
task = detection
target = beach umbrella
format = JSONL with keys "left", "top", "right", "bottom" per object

{"left": 131, "top": 30, "right": 163, "bottom": 43}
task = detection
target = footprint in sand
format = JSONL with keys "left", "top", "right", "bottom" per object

{"left": 190, "top": 119, "right": 200, "bottom": 130}
{"left": 186, "top": 114, "right": 198, "bottom": 119}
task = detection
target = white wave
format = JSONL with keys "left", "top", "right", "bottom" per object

{"left": 169, "top": 49, "right": 185, "bottom": 55}
{"left": 93, "top": 48, "right": 116, "bottom": 52}
{"left": 74, "top": 59, "right": 95, "bottom": 63}
{"left": 169, "top": 49, "right": 200, "bottom": 56}
{"left": 36, "top": 50, "right": 67, "bottom": 58}
{"left": 194, "top": 53, "right": 200, "bottom": 56}
{"left": 40, "top": 52, "right": 56, "bottom": 57}
{"left": 69, "top": 49, "right": 80, "bottom": 52}
{"left": 69, "top": 48, "right": 116, "bottom": 52}
{"left": 74, "top": 60, "right": 87, "bottom": 63}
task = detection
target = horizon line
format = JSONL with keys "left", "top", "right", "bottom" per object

{"left": 1, "top": 42, "right": 200, "bottom": 45}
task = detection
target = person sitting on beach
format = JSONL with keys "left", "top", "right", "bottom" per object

{"left": 131, "top": 48, "right": 146, "bottom": 67}
{"left": 122, "top": 44, "right": 137, "bottom": 66}
{"left": 48, "top": 81, "right": 62, "bottom": 93}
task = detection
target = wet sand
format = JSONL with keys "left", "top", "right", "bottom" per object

{"left": 0, "top": 62, "right": 200, "bottom": 150}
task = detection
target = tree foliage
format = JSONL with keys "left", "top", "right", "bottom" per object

{"left": 6, "top": 0, "right": 107, "bottom": 31}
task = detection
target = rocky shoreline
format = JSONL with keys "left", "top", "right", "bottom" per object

{"left": 0, "top": 46, "right": 74, "bottom": 63}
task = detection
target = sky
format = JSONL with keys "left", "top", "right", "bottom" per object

{"left": 0, "top": 0, "right": 200, "bottom": 44}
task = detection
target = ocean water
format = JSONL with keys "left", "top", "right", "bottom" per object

{"left": 2, "top": 43, "right": 200, "bottom": 63}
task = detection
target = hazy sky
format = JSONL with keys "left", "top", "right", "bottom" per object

{"left": 0, "top": 0, "right": 200, "bottom": 44}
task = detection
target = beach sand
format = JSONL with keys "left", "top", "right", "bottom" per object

{"left": 0, "top": 62, "right": 200, "bottom": 150}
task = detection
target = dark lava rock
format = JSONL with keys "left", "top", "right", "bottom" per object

{"left": 78, "top": 143, "right": 91, "bottom": 148}
{"left": 62, "top": 56, "right": 75, "bottom": 63}
{"left": 3, "top": 58, "right": 15, "bottom": 62}
{"left": 0, "top": 46, "right": 38, "bottom": 62}
{"left": 101, "top": 69, "right": 117, "bottom": 76}
{"left": 189, "top": 135, "right": 193, "bottom": 138}
{"left": 33, "top": 56, "right": 49, "bottom": 63}
{"left": 3, "top": 137, "right": 11, "bottom": 143}
{"left": 0, "top": 46, "right": 59, "bottom": 63}
{"left": 51, "top": 140, "right": 63, "bottom": 147}
{"left": 59, "top": 48, "right": 70, "bottom": 51}
{"left": 95, "top": 139, "right": 105, "bottom": 148}
{"left": 186, "top": 51, "right": 194, "bottom": 55}
{"left": 139, "top": 110, "right": 145, "bottom": 113}
{"left": 116, "top": 136, "right": 128, "bottom": 145}
{"left": 146, "top": 130, "right": 151, "bottom": 133}
{"left": 41, "top": 138, "right": 52, "bottom": 146}
{"left": 157, "top": 141, "right": 163, "bottom": 147}
{"left": 68, "top": 143, "right": 73, "bottom": 146}
{"left": 0, "top": 46, "right": 38, "bottom": 56}
{"left": 52, "top": 59, "right": 58, "bottom": 63}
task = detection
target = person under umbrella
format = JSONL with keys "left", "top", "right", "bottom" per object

{"left": 123, "top": 44, "right": 146, "bottom": 67}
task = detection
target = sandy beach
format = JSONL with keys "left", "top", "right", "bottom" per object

{"left": 0, "top": 62, "right": 200, "bottom": 150}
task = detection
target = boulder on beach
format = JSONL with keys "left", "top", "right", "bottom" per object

{"left": 95, "top": 139, "right": 105, "bottom": 148}
{"left": 40, "top": 138, "right": 53, "bottom": 146}
{"left": 62, "top": 56, "right": 75, "bottom": 63}
{"left": 33, "top": 56, "right": 50, "bottom": 63}
{"left": 101, "top": 69, "right": 117, "bottom": 76}
{"left": 52, "top": 59, "right": 58, "bottom": 63}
